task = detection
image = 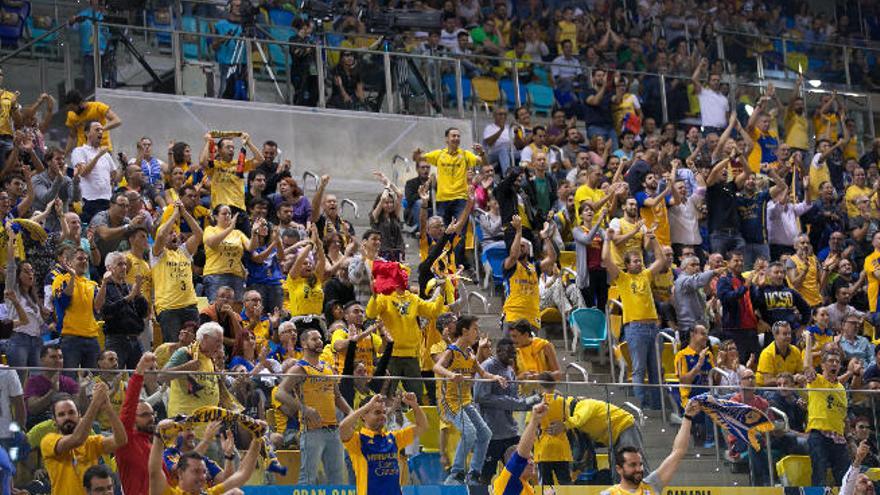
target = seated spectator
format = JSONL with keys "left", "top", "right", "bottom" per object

{"left": 839, "top": 315, "right": 874, "bottom": 366}
{"left": 728, "top": 368, "right": 772, "bottom": 486}
{"left": 849, "top": 417, "right": 880, "bottom": 468}
{"left": 756, "top": 321, "right": 805, "bottom": 387}
{"left": 713, "top": 340, "right": 752, "bottom": 395}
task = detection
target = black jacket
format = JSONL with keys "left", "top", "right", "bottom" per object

{"left": 523, "top": 172, "right": 558, "bottom": 221}
{"left": 101, "top": 279, "right": 148, "bottom": 337}
{"left": 495, "top": 166, "right": 538, "bottom": 228}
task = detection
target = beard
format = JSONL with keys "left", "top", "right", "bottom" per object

{"left": 59, "top": 420, "right": 77, "bottom": 435}
{"left": 622, "top": 471, "right": 643, "bottom": 485}
{"left": 136, "top": 423, "right": 156, "bottom": 435}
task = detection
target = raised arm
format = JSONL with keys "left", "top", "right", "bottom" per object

{"left": 706, "top": 156, "right": 731, "bottom": 187}
{"left": 54, "top": 382, "right": 108, "bottom": 455}
{"left": 653, "top": 399, "right": 699, "bottom": 487}
{"left": 204, "top": 214, "right": 237, "bottom": 249}
{"left": 104, "top": 108, "right": 122, "bottom": 131}
{"left": 149, "top": 433, "right": 169, "bottom": 495}
{"left": 216, "top": 437, "right": 263, "bottom": 491}
{"left": 691, "top": 58, "right": 707, "bottom": 94}
{"left": 517, "top": 403, "right": 548, "bottom": 457}
{"left": 502, "top": 215, "right": 522, "bottom": 270}
{"left": 602, "top": 228, "right": 620, "bottom": 282}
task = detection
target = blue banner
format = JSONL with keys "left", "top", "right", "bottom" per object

{"left": 242, "top": 486, "right": 472, "bottom": 495}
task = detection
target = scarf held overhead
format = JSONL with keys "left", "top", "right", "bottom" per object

{"left": 692, "top": 393, "right": 774, "bottom": 450}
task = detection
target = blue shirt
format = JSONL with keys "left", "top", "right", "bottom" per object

{"left": 244, "top": 244, "right": 283, "bottom": 286}
{"left": 213, "top": 19, "right": 242, "bottom": 65}
{"left": 737, "top": 190, "right": 771, "bottom": 244}
{"left": 76, "top": 9, "right": 108, "bottom": 55}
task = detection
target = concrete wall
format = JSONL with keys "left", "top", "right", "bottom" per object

{"left": 96, "top": 88, "right": 473, "bottom": 187}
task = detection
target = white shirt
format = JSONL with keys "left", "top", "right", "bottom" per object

{"left": 668, "top": 186, "right": 705, "bottom": 245}
{"left": 767, "top": 199, "right": 812, "bottom": 246}
{"left": 0, "top": 366, "right": 22, "bottom": 439}
{"left": 520, "top": 144, "right": 559, "bottom": 166}
{"left": 71, "top": 144, "right": 116, "bottom": 201}
{"left": 550, "top": 55, "right": 582, "bottom": 81}
{"left": 482, "top": 123, "right": 513, "bottom": 154}
{"left": 440, "top": 28, "right": 466, "bottom": 51}
{"left": 697, "top": 87, "right": 729, "bottom": 129}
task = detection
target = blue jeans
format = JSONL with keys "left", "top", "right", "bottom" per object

{"left": 709, "top": 231, "right": 746, "bottom": 257}
{"left": 586, "top": 124, "right": 618, "bottom": 150}
{"left": 298, "top": 427, "right": 347, "bottom": 485}
{"left": 406, "top": 198, "right": 424, "bottom": 229}
{"left": 60, "top": 335, "right": 101, "bottom": 374}
{"left": 807, "top": 430, "right": 849, "bottom": 486}
{"left": 6, "top": 332, "right": 42, "bottom": 379}
{"left": 623, "top": 322, "right": 661, "bottom": 409}
{"left": 743, "top": 242, "right": 770, "bottom": 270}
{"left": 445, "top": 403, "right": 491, "bottom": 475}
{"left": 203, "top": 274, "right": 245, "bottom": 302}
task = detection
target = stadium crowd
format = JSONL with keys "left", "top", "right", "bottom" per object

{"left": 3, "top": 1, "right": 880, "bottom": 492}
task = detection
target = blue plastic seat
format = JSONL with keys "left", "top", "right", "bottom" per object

{"left": 569, "top": 307, "right": 607, "bottom": 361}
{"left": 442, "top": 74, "right": 472, "bottom": 108}
{"left": 527, "top": 82, "right": 555, "bottom": 116}
{"left": 180, "top": 15, "right": 210, "bottom": 60}
{"left": 498, "top": 78, "right": 526, "bottom": 110}
{"left": 408, "top": 452, "right": 445, "bottom": 485}
{"left": 480, "top": 243, "right": 507, "bottom": 292}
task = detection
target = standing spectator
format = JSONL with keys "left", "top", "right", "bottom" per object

{"left": 63, "top": 91, "right": 121, "bottom": 153}
{"left": 52, "top": 248, "right": 105, "bottom": 372}
{"left": 32, "top": 147, "right": 79, "bottom": 233}
{"left": 4, "top": 226, "right": 44, "bottom": 375}
{"left": 275, "top": 328, "right": 351, "bottom": 485}
{"left": 786, "top": 234, "right": 826, "bottom": 308}
{"left": 674, "top": 324, "right": 715, "bottom": 448}
{"left": 0, "top": 70, "right": 19, "bottom": 160}
{"left": 752, "top": 262, "right": 813, "bottom": 337}
{"left": 755, "top": 322, "right": 804, "bottom": 387}
{"left": 674, "top": 256, "right": 725, "bottom": 335}
{"left": 41, "top": 382, "right": 127, "bottom": 495}
{"left": 767, "top": 180, "right": 813, "bottom": 260}
{"left": 73, "top": 0, "right": 113, "bottom": 92}
{"left": 212, "top": 0, "right": 244, "bottom": 98}
{"left": 286, "top": 224, "right": 327, "bottom": 328}
{"left": 101, "top": 251, "right": 148, "bottom": 370}
{"left": 151, "top": 202, "right": 203, "bottom": 344}
{"left": 203, "top": 204, "right": 254, "bottom": 300}
{"left": 728, "top": 369, "right": 772, "bottom": 485}
{"left": 483, "top": 107, "right": 514, "bottom": 174}
{"left": 349, "top": 229, "right": 380, "bottom": 304}
{"left": 245, "top": 218, "right": 284, "bottom": 313}
{"left": 583, "top": 68, "right": 617, "bottom": 148}
{"left": 572, "top": 203, "right": 606, "bottom": 309}
{"left": 550, "top": 40, "right": 582, "bottom": 92}
{"left": 737, "top": 162, "right": 786, "bottom": 267}
{"left": 502, "top": 216, "right": 541, "bottom": 329}
{"left": 404, "top": 160, "right": 433, "bottom": 230}
{"left": 369, "top": 172, "right": 405, "bottom": 261}
{"left": 784, "top": 81, "right": 809, "bottom": 153}
{"left": 717, "top": 251, "right": 760, "bottom": 364}
{"left": 199, "top": 131, "right": 264, "bottom": 231}
{"left": 691, "top": 58, "right": 729, "bottom": 134}
{"left": 474, "top": 338, "right": 542, "bottom": 484}
{"left": 0, "top": 364, "right": 23, "bottom": 454}
{"left": 70, "top": 122, "right": 117, "bottom": 223}
{"left": 603, "top": 226, "right": 668, "bottom": 410}
{"left": 128, "top": 136, "right": 167, "bottom": 190}
{"left": 705, "top": 153, "right": 745, "bottom": 255}
{"left": 803, "top": 332, "right": 852, "bottom": 487}
{"left": 115, "top": 353, "right": 156, "bottom": 495}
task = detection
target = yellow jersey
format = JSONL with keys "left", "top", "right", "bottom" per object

{"left": 786, "top": 254, "right": 822, "bottom": 307}
{"left": 503, "top": 262, "right": 539, "bottom": 326}
{"left": 651, "top": 268, "right": 674, "bottom": 304}
{"left": 162, "top": 483, "right": 226, "bottom": 495}
{"left": 574, "top": 184, "right": 605, "bottom": 226}
{"left": 674, "top": 346, "right": 714, "bottom": 406}
{"left": 756, "top": 343, "right": 803, "bottom": 387}
{"left": 639, "top": 197, "right": 671, "bottom": 247}
{"left": 205, "top": 158, "right": 255, "bottom": 211}
{"left": 564, "top": 398, "right": 635, "bottom": 445}
{"left": 298, "top": 359, "right": 338, "bottom": 429}
{"left": 125, "top": 251, "right": 153, "bottom": 309}
{"left": 784, "top": 109, "right": 809, "bottom": 150}
{"left": 610, "top": 217, "right": 643, "bottom": 269}
{"left": 285, "top": 274, "right": 324, "bottom": 317}
{"left": 493, "top": 452, "right": 535, "bottom": 495}
{"left": 516, "top": 337, "right": 551, "bottom": 376}
{"left": 602, "top": 481, "right": 661, "bottom": 495}
{"left": 422, "top": 147, "right": 479, "bottom": 202}
{"left": 151, "top": 246, "right": 198, "bottom": 314}
{"left": 203, "top": 226, "right": 249, "bottom": 277}
{"left": 535, "top": 392, "right": 572, "bottom": 462}
{"left": 439, "top": 343, "right": 476, "bottom": 415}
{"left": 806, "top": 374, "right": 847, "bottom": 435}
{"left": 344, "top": 426, "right": 416, "bottom": 495}
{"left": 365, "top": 291, "right": 445, "bottom": 358}
{"left": 166, "top": 346, "right": 219, "bottom": 417}
{"left": 813, "top": 112, "right": 840, "bottom": 142}
{"left": 866, "top": 251, "right": 880, "bottom": 312}
{"left": 845, "top": 184, "right": 872, "bottom": 219}
{"left": 420, "top": 318, "right": 445, "bottom": 371}
{"left": 556, "top": 20, "right": 577, "bottom": 52}
{"left": 159, "top": 204, "right": 210, "bottom": 234}
{"left": 331, "top": 326, "right": 382, "bottom": 374}
{"left": 41, "top": 433, "right": 106, "bottom": 495}
{"left": 0, "top": 90, "right": 16, "bottom": 136}
{"left": 66, "top": 101, "right": 112, "bottom": 149}
{"left": 845, "top": 135, "right": 860, "bottom": 161}
{"left": 51, "top": 273, "right": 100, "bottom": 338}
{"left": 616, "top": 269, "right": 658, "bottom": 324}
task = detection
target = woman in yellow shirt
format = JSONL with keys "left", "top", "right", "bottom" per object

{"left": 202, "top": 205, "right": 255, "bottom": 301}
{"left": 285, "top": 224, "right": 326, "bottom": 332}
{"left": 509, "top": 319, "right": 561, "bottom": 381}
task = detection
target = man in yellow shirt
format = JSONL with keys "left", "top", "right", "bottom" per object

{"left": 63, "top": 90, "right": 121, "bottom": 152}
{"left": 149, "top": 428, "right": 262, "bottom": 495}
{"left": 785, "top": 234, "right": 825, "bottom": 307}
{"left": 562, "top": 397, "right": 645, "bottom": 473}
{"left": 802, "top": 331, "right": 851, "bottom": 486}
{"left": 414, "top": 128, "right": 485, "bottom": 266}
{"left": 783, "top": 79, "right": 808, "bottom": 152}
{"left": 198, "top": 131, "right": 264, "bottom": 230}
{"left": 674, "top": 324, "right": 715, "bottom": 448}
{"left": 845, "top": 167, "right": 872, "bottom": 219}
{"left": 0, "top": 74, "right": 20, "bottom": 158}
{"left": 52, "top": 247, "right": 105, "bottom": 372}
{"left": 162, "top": 322, "right": 224, "bottom": 417}
{"left": 573, "top": 165, "right": 616, "bottom": 225}
{"left": 756, "top": 321, "right": 804, "bottom": 386}
{"left": 152, "top": 201, "right": 203, "bottom": 344}
{"left": 41, "top": 381, "right": 128, "bottom": 495}
{"left": 502, "top": 215, "right": 545, "bottom": 328}
{"left": 603, "top": 221, "right": 668, "bottom": 410}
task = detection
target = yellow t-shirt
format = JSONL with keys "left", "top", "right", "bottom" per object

{"left": 866, "top": 251, "right": 880, "bottom": 312}
{"left": 66, "top": 101, "right": 112, "bottom": 149}
{"left": 298, "top": 359, "right": 338, "bottom": 428}
{"left": 616, "top": 269, "right": 658, "bottom": 324}
{"left": 125, "top": 251, "right": 154, "bottom": 309}
{"left": 756, "top": 343, "right": 803, "bottom": 387}
{"left": 366, "top": 291, "right": 445, "bottom": 358}
{"left": 845, "top": 184, "right": 872, "bottom": 219}
{"left": 439, "top": 343, "right": 476, "bottom": 415}
{"left": 845, "top": 135, "right": 860, "bottom": 161}
{"left": 159, "top": 204, "right": 210, "bottom": 233}
{"left": 241, "top": 313, "right": 271, "bottom": 350}
{"left": 151, "top": 246, "right": 198, "bottom": 314}
{"left": 808, "top": 158, "right": 831, "bottom": 201}
{"left": 784, "top": 109, "right": 809, "bottom": 150}
{"left": 162, "top": 483, "right": 226, "bottom": 495}
{"left": 0, "top": 90, "right": 16, "bottom": 136}
{"left": 344, "top": 426, "right": 415, "bottom": 495}
{"left": 285, "top": 274, "right": 324, "bottom": 317}
{"left": 574, "top": 184, "right": 604, "bottom": 226}
{"left": 640, "top": 199, "right": 671, "bottom": 247}
{"left": 556, "top": 20, "right": 577, "bottom": 52}
{"left": 422, "top": 148, "right": 479, "bottom": 202}
{"left": 516, "top": 337, "right": 551, "bottom": 376}
{"left": 813, "top": 113, "right": 840, "bottom": 142}
{"left": 205, "top": 158, "right": 255, "bottom": 211}
{"left": 535, "top": 392, "right": 572, "bottom": 463}
{"left": 331, "top": 326, "right": 382, "bottom": 374}
{"left": 51, "top": 273, "right": 100, "bottom": 338}
{"left": 786, "top": 254, "right": 822, "bottom": 307}
{"left": 203, "top": 226, "right": 249, "bottom": 277}
{"left": 503, "top": 262, "right": 540, "bottom": 326}
{"left": 651, "top": 268, "right": 674, "bottom": 304}
{"left": 96, "top": 375, "right": 126, "bottom": 431}
{"left": 806, "top": 374, "right": 847, "bottom": 435}
{"left": 41, "top": 433, "right": 106, "bottom": 495}
{"left": 564, "top": 397, "right": 635, "bottom": 445}
{"left": 166, "top": 347, "right": 220, "bottom": 417}
{"left": 420, "top": 319, "right": 445, "bottom": 371}
{"left": 610, "top": 217, "right": 644, "bottom": 269}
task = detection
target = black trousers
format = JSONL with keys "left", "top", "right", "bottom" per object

{"left": 480, "top": 436, "right": 519, "bottom": 484}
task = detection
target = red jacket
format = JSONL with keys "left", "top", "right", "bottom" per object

{"left": 116, "top": 373, "right": 152, "bottom": 495}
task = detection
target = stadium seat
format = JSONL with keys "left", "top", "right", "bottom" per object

{"left": 661, "top": 342, "right": 677, "bottom": 383}
{"left": 554, "top": 88, "right": 577, "bottom": 108}
{"left": 775, "top": 455, "right": 811, "bottom": 487}
{"left": 499, "top": 78, "right": 526, "bottom": 110}
{"left": 481, "top": 243, "right": 508, "bottom": 295}
{"left": 406, "top": 405, "right": 440, "bottom": 453}
{"left": 569, "top": 307, "right": 607, "bottom": 363}
{"left": 526, "top": 83, "right": 555, "bottom": 116}
{"left": 180, "top": 16, "right": 211, "bottom": 61}
{"left": 147, "top": 10, "right": 173, "bottom": 50}
{"left": 274, "top": 450, "right": 301, "bottom": 485}
{"left": 408, "top": 452, "right": 445, "bottom": 485}
{"left": 442, "top": 74, "right": 472, "bottom": 108}
{"left": 472, "top": 76, "right": 502, "bottom": 108}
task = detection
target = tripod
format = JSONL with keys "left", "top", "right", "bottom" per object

{"left": 224, "top": 23, "right": 284, "bottom": 101}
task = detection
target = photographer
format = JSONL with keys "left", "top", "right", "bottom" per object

{"left": 213, "top": 0, "right": 245, "bottom": 99}
{"left": 289, "top": 18, "right": 319, "bottom": 107}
